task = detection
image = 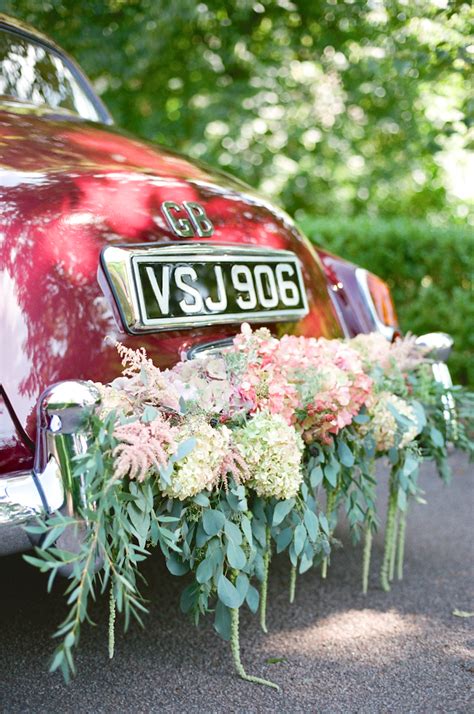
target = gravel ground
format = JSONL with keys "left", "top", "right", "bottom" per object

{"left": 0, "top": 452, "right": 473, "bottom": 713}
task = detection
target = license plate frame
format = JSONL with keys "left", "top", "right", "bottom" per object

{"left": 101, "top": 243, "right": 308, "bottom": 333}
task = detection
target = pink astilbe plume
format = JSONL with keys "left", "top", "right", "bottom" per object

{"left": 349, "top": 332, "right": 429, "bottom": 376}
{"left": 113, "top": 414, "right": 179, "bottom": 482}
{"left": 389, "top": 334, "right": 429, "bottom": 373}
{"left": 217, "top": 441, "right": 251, "bottom": 491}
{"left": 113, "top": 341, "right": 181, "bottom": 412}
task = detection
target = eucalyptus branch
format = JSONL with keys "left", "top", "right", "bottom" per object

{"left": 49, "top": 516, "right": 102, "bottom": 680}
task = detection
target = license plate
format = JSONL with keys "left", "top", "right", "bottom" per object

{"left": 102, "top": 244, "right": 308, "bottom": 333}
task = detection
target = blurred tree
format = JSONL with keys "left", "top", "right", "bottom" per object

{"left": 1, "top": 0, "right": 472, "bottom": 220}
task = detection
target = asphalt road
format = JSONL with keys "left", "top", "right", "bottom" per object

{"left": 1, "top": 452, "right": 473, "bottom": 713}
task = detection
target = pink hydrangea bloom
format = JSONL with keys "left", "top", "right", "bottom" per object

{"left": 228, "top": 325, "right": 372, "bottom": 442}
{"left": 229, "top": 325, "right": 300, "bottom": 422}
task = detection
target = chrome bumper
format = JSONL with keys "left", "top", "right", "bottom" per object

{"left": 416, "top": 332, "right": 456, "bottom": 426}
{"left": 0, "top": 381, "right": 101, "bottom": 556}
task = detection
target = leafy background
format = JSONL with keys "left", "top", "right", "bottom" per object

{"left": 2, "top": 0, "right": 472, "bottom": 381}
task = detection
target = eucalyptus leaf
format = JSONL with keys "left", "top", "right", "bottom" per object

{"left": 388, "top": 447, "right": 399, "bottom": 465}
{"left": 193, "top": 492, "right": 210, "bottom": 507}
{"left": 319, "top": 514, "right": 329, "bottom": 536}
{"left": 276, "top": 527, "right": 293, "bottom": 553}
{"left": 141, "top": 405, "right": 158, "bottom": 423}
{"left": 214, "top": 600, "right": 231, "bottom": 640}
{"left": 235, "top": 573, "right": 249, "bottom": 603}
{"left": 273, "top": 498, "right": 295, "bottom": 527}
{"left": 245, "top": 584, "right": 260, "bottom": 614}
{"left": 202, "top": 509, "right": 226, "bottom": 536}
{"left": 224, "top": 519, "right": 242, "bottom": 544}
{"left": 217, "top": 574, "right": 241, "bottom": 609}
{"left": 294, "top": 523, "right": 306, "bottom": 556}
{"left": 159, "top": 461, "right": 173, "bottom": 486}
{"left": 353, "top": 413, "right": 370, "bottom": 424}
{"left": 430, "top": 426, "right": 444, "bottom": 448}
{"left": 196, "top": 557, "right": 214, "bottom": 584}
{"left": 403, "top": 454, "right": 420, "bottom": 476}
{"left": 299, "top": 553, "right": 313, "bottom": 574}
{"left": 166, "top": 554, "right": 189, "bottom": 576}
{"left": 303, "top": 509, "right": 319, "bottom": 540}
{"left": 195, "top": 522, "right": 213, "bottom": 547}
{"left": 324, "top": 457, "right": 340, "bottom": 488}
{"left": 338, "top": 441, "right": 355, "bottom": 468}
{"left": 226, "top": 540, "right": 246, "bottom": 570}
{"left": 174, "top": 437, "right": 197, "bottom": 462}
{"left": 240, "top": 515, "right": 253, "bottom": 547}
{"left": 252, "top": 517, "right": 267, "bottom": 548}
{"left": 310, "top": 465, "right": 324, "bottom": 488}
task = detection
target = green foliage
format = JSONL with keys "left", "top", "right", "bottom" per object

{"left": 301, "top": 215, "right": 474, "bottom": 386}
{"left": 24, "top": 411, "right": 182, "bottom": 682}
{"left": 3, "top": 0, "right": 472, "bottom": 220}
{"left": 23, "top": 381, "right": 474, "bottom": 682}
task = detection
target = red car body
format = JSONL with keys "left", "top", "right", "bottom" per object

{"left": 0, "top": 15, "right": 402, "bottom": 555}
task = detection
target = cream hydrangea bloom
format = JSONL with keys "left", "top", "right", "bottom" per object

{"left": 234, "top": 411, "right": 304, "bottom": 500}
{"left": 94, "top": 381, "right": 133, "bottom": 419}
{"left": 365, "top": 392, "right": 420, "bottom": 452}
{"left": 165, "top": 418, "right": 231, "bottom": 500}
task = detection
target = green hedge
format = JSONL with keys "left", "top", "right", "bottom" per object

{"left": 299, "top": 215, "right": 474, "bottom": 388}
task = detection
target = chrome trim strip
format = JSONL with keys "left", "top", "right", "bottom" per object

{"left": 325, "top": 286, "right": 350, "bottom": 338}
{"left": 101, "top": 243, "right": 309, "bottom": 333}
{"left": 355, "top": 268, "right": 395, "bottom": 341}
{"left": 186, "top": 337, "right": 235, "bottom": 360}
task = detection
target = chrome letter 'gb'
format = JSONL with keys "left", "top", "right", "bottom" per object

{"left": 161, "top": 201, "right": 214, "bottom": 237}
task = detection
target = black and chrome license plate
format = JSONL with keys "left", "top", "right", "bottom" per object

{"left": 102, "top": 244, "right": 308, "bottom": 333}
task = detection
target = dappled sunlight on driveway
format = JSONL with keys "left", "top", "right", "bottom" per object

{"left": 265, "top": 608, "right": 424, "bottom": 660}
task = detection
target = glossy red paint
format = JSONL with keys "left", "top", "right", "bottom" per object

{"left": 0, "top": 108, "right": 343, "bottom": 472}
{"left": 0, "top": 394, "right": 34, "bottom": 472}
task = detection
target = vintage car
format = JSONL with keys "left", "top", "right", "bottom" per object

{"left": 0, "top": 15, "right": 452, "bottom": 557}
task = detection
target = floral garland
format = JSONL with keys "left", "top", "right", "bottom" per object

{"left": 26, "top": 325, "right": 473, "bottom": 687}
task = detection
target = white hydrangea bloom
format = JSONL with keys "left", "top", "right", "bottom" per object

{"left": 395, "top": 397, "right": 421, "bottom": 448}
{"left": 365, "top": 392, "right": 420, "bottom": 452}
{"left": 165, "top": 418, "right": 231, "bottom": 500}
{"left": 234, "top": 411, "right": 304, "bottom": 500}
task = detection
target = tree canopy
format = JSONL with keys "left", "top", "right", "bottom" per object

{"left": 3, "top": 0, "right": 472, "bottom": 221}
